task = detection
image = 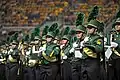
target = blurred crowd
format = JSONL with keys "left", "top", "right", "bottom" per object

{"left": 0, "top": 0, "right": 119, "bottom": 26}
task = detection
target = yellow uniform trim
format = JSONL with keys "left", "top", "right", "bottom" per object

{"left": 50, "top": 50, "right": 54, "bottom": 57}
{"left": 113, "top": 48, "right": 120, "bottom": 57}
{"left": 42, "top": 51, "right": 57, "bottom": 62}
{"left": 83, "top": 47, "right": 97, "bottom": 58}
{"left": 8, "top": 55, "right": 17, "bottom": 62}
{"left": 60, "top": 50, "right": 65, "bottom": 56}
{"left": 0, "top": 58, "right": 6, "bottom": 64}
{"left": 18, "top": 41, "right": 23, "bottom": 50}
{"left": 42, "top": 44, "right": 58, "bottom": 62}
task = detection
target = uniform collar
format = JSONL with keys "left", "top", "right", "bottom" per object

{"left": 88, "top": 33, "right": 97, "bottom": 37}
{"left": 47, "top": 42, "right": 53, "bottom": 45}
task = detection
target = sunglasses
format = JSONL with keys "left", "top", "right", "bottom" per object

{"left": 87, "top": 27, "right": 94, "bottom": 29}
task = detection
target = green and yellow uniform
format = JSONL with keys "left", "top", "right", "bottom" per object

{"left": 23, "top": 27, "right": 41, "bottom": 80}
{"left": 71, "top": 24, "right": 86, "bottom": 80}
{"left": 40, "top": 23, "right": 61, "bottom": 80}
{"left": 82, "top": 34, "right": 103, "bottom": 59}
{"left": 108, "top": 18, "right": 120, "bottom": 80}
{"left": 81, "top": 19, "right": 103, "bottom": 80}
{"left": 0, "top": 42, "right": 6, "bottom": 80}
{"left": 60, "top": 26, "right": 75, "bottom": 80}
{"left": 6, "top": 32, "right": 20, "bottom": 80}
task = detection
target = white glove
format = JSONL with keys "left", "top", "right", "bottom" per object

{"left": 10, "top": 49, "right": 13, "bottom": 52}
{"left": 26, "top": 51, "right": 30, "bottom": 55}
{"left": 60, "top": 44, "right": 65, "bottom": 49}
{"left": 26, "top": 48, "right": 31, "bottom": 55}
{"left": 69, "top": 48, "right": 74, "bottom": 53}
{"left": 104, "top": 37, "right": 107, "bottom": 45}
{"left": 73, "top": 42, "right": 78, "bottom": 48}
{"left": 84, "top": 37, "right": 89, "bottom": 42}
{"left": 63, "top": 55, "right": 67, "bottom": 59}
{"left": 39, "top": 47, "right": 43, "bottom": 52}
{"left": 8, "top": 49, "right": 13, "bottom": 55}
{"left": 80, "top": 41, "right": 85, "bottom": 48}
{"left": 39, "top": 47, "right": 42, "bottom": 52}
{"left": 0, "top": 59, "right": 6, "bottom": 61}
{"left": 111, "top": 42, "right": 118, "bottom": 48}
{"left": 39, "top": 47, "right": 46, "bottom": 52}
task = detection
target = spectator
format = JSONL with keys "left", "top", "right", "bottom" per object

{"left": 17, "top": 0, "right": 25, "bottom": 4}
{"left": 36, "top": 0, "right": 43, "bottom": 5}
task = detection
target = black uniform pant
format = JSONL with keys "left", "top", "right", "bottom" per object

{"left": 5, "top": 63, "right": 19, "bottom": 80}
{"left": 107, "top": 58, "right": 120, "bottom": 80}
{"left": 61, "top": 60, "right": 72, "bottom": 80}
{"left": 71, "top": 60, "right": 81, "bottom": 80}
{"left": 114, "top": 58, "right": 120, "bottom": 80}
{"left": 107, "top": 59, "right": 115, "bottom": 80}
{"left": 40, "top": 63, "right": 59, "bottom": 80}
{"left": 100, "top": 62, "right": 107, "bottom": 80}
{"left": 23, "top": 66, "right": 41, "bottom": 80}
{"left": 0, "top": 64, "right": 6, "bottom": 80}
{"left": 35, "top": 66, "right": 41, "bottom": 80}
{"left": 81, "top": 58, "right": 100, "bottom": 80}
